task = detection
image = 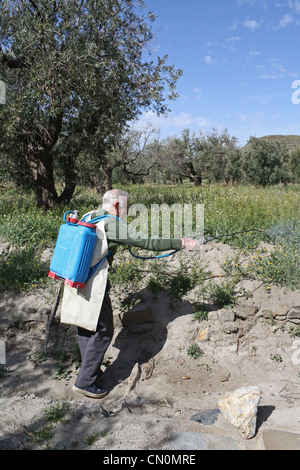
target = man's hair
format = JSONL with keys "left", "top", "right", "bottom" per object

{"left": 102, "top": 189, "right": 129, "bottom": 209}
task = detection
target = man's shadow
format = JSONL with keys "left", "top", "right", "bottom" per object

{"left": 102, "top": 286, "right": 196, "bottom": 392}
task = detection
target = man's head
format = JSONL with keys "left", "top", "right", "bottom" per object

{"left": 102, "top": 189, "right": 129, "bottom": 220}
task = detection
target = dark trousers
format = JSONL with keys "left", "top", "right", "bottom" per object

{"left": 75, "top": 284, "right": 114, "bottom": 388}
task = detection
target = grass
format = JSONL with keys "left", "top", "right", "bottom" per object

{"left": 1, "top": 183, "right": 300, "bottom": 296}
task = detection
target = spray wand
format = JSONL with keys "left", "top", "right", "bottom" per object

{"left": 202, "top": 228, "right": 266, "bottom": 245}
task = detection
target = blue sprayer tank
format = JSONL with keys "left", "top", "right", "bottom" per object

{"left": 48, "top": 211, "right": 98, "bottom": 288}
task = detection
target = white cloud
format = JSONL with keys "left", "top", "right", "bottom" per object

{"left": 236, "top": 111, "right": 248, "bottom": 122}
{"left": 277, "top": 13, "right": 294, "bottom": 28}
{"left": 289, "top": 0, "right": 300, "bottom": 14}
{"left": 248, "top": 50, "right": 261, "bottom": 57}
{"left": 204, "top": 55, "right": 216, "bottom": 65}
{"left": 228, "top": 19, "right": 239, "bottom": 31}
{"left": 243, "top": 19, "right": 261, "bottom": 31}
{"left": 226, "top": 36, "right": 242, "bottom": 42}
{"left": 193, "top": 88, "right": 203, "bottom": 101}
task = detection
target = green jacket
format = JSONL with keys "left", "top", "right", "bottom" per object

{"left": 91, "top": 208, "right": 182, "bottom": 265}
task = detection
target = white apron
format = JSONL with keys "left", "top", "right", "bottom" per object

{"left": 60, "top": 218, "right": 109, "bottom": 332}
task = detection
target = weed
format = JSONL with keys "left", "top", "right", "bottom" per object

{"left": 192, "top": 309, "right": 208, "bottom": 322}
{"left": 270, "top": 353, "right": 283, "bottom": 363}
{"left": 0, "top": 246, "right": 49, "bottom": 291}
{"left": 44, "top": 402, "right": 70, "bottom": 423}
{"left": 0, "top": 366, "right": 11, "bottom": 378}
{"left": 289, "top": 326, "right": 300, "bottom": 337}
{"left": 33, "top": 424, "right": 54, "bottom": 444}
{"left": 26, "top": 350, "right": 47, "bottom": 366}
{"left": 85, "top": 433, "right": 99, "bottom": 446}
{"left": 204, "top": 280, "right": 237, "bottom": 308}
{"left": 187, "top": 343, "right": 204, "bottom": 359}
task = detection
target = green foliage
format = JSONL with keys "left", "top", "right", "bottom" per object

{"left": 204, "top": 280, "right": 237, "bottom": 308}
{"left": 0, "top": 246, "right": 49, "bottom": 291}
{"left": 0, "top": 0, "right": 182, "bottom": 208}
{"left": 242, "top": 137, "right": 291, "bottom": 186}
{"left": 290, "top": 148, "right": 300, "bottom": 182}
{"left": 1, "top": 183, "right": 300, "bottom": 295}
{"left": 43, "top": 402, "right": 71, "bottom": 424}
{"left": 222, "top": 223, "right": 300, "bottom": 290}
{"left": 187, "top": 343, "right": 204, "bottom": 359}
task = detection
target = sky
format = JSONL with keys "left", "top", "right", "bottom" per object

{"left": 137, "top": 0, "right": 300, "bottom": 147}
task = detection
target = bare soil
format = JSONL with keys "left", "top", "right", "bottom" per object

{"left": 0, "top": 242, "right": 300, "bottom": 450}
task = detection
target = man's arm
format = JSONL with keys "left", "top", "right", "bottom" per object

{"left": 105, "top": 217, "right": 182, "bottom": 252}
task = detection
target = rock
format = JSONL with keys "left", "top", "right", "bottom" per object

{"left": 218, "top": 310, "right": 235, "bottom": 323}
{"left": 119, "top": 307, "right": 153, "bottom": 326}
{"left": 219, "top": 373, "right": 230, "bottom": 382}
{"left": 207, "top": 311, "right": 219, "bottom": 321}
{"left": 221, "top": 322, "right": 239, "bottom": 334}
{"left": 275, "top": 305, "right": 289, "bottom": 319}
{"left": 218, "top": 386, "right": 261, "bottom": 439}
{"left": 288, "top": 308, "right": 300, "bottom": 324}
{"left": 260, "top": 309, "right": 276, "bottom": 320}
{"left": 163, "top": 431, "right": 246, "bottom": 450}
{"left": 234, "top": 303, "right": 258, "bottom": 320}
{"left": 190, "top": 409, "right": 221, "bottom": 425}
{"left": 262, "top": 430, "right": 300, "bottom": 450}
{"left": 197, "top": 328, "right": 210, "bottom": 341}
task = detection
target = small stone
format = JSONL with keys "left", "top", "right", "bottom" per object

{"left": 218, "top": 386, "right": 261, "bottom": 439}
{"left": 197, "top": 328, "right": 210, "bottom": 341}
{"left": 234, "top": 304, "right": 258, "bottom": 320}
{"left": 276, "top": 305, "right": 289, "bottom": 318}
{"left": 219, "top": 373, "right": 230, "bottom": 382}
{"left": 218, "top": 310, "right": 235, "bottom": 323}
{"left": 207, "top": 311, "right": 219, "bottom": 321}
{"left": 121, "top": 307, "right": 153, "bottom": 326}
{"left": 190, "top": 409, "right": 221, "bottom": 425}
{"left": 260, "top": 309, "right": 275, "bottom": 319}
{"left": 288, "top": 308, "right": 300, "bottom": 321}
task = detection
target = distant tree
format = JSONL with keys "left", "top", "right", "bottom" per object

{"left": 224, "top": 148, "right": 243, "bottom": 184}
{"left": 242, "top": 137, "right": 291, "bottom": 186}
{"left": 289, "top": 148, "right": 300, "bottom": 183}
{"left": 0, "top": 0, "right": 181, "bottom": 208}
{"left": 149, "top": 131, "right": 202, "bottom": 185}
{"left": 194, "top": 128, "right": 239, "bottom": 184}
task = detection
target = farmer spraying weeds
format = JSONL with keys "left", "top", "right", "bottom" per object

{"left": 55, "top": 188, "right": 199, "bottom": 399}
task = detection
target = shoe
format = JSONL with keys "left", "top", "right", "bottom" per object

{"left": 72, "top": 383, "right": 108, "bottom": 399}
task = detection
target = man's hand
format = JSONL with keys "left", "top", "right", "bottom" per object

{"left": 181, "top": 238, "right": 201, "bottom": 251}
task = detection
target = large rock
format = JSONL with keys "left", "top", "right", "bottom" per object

{"left": 218, "top": 386, "right": 261, "bottom": 439}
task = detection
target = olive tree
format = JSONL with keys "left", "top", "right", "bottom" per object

{"left": 0, "top": 0, "right": 181, "bottom": 208}
{"left": 242, "top": 137, "right": 291, "bottom": 186}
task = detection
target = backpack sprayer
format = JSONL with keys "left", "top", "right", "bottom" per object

{"left": 48, "top": 211, "right": 116, "bottom": 288}
{"left": 48, "top": 210, "right": 182, "bottom": 289}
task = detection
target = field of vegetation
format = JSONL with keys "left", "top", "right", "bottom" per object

{"left": 1, "top": 183, "right": 300, "bottom": 307}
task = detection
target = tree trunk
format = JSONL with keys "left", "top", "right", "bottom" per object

{"left": 88, "top": 174, "right": 105, "bottom": 194}
{"left": 26, "top": 149, "right": 58, "bottom": 210}
{"left": 103, "top": 166, "right": 113, "bottom": 192}
{"left": 57, "top": 154, "right": 77, "bottom": 205}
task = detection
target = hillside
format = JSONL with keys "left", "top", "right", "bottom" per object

{"left": 242, "top": 135, "right": 300, "bottom": 153}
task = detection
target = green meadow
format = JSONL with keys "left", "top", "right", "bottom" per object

{"left": 1, "top": 183, "right": 300, "bottom": 297}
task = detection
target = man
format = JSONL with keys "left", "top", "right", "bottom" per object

{"left": 68, "top": 189, "right": 199, "bottom": 398}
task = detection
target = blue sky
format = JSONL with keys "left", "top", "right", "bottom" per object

{"left": 137, "top": 0, "right": 300, "bottom": 146}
